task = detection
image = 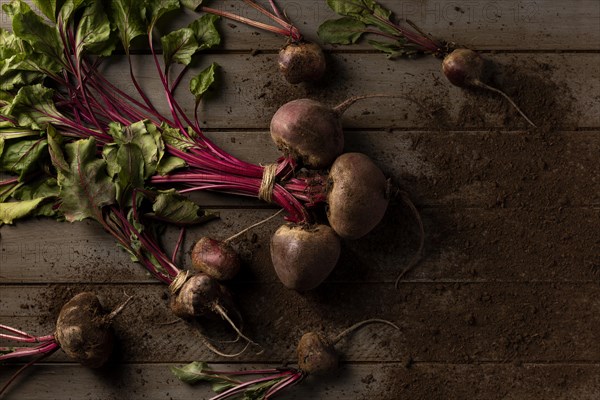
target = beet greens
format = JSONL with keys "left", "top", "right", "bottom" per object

{"left": 0, "top": 0, "right": 321, "bottom": 225}
{"left": 0, "top": 0, "right": 271, "bottom": 357}
{"left": 318, "top": 0, "right": 536, "bottom": 127}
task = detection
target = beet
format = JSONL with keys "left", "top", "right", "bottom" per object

{"left": 278, "top": 41, "right": 326, "bottom": 84}
{"left": 296, "top": 332, "right": 338, "bottom": 375}
{"left": 191, "top": 237, "right": 241, "bottom": 281}
{"left": 54, "top": 292, "right": 115, "bottom": 368}
{"left": 296, "top": 319, "right": 400, "bottom": 375}
{"left": 326, "top": 153, "right": 390, "bottom": 239}
{"left": 270, "top": 95, "right": 387, "bottom": 169}
{"left": 169, "top": 273, "right": 234, "bottom": 320}
{"left": 270, "top": 99, "right": 343, "bottom": 169}
{"left": 270, "top": 223, "right": 341, "bottom": 291}
{"left": 169, "top": 272, "right": 258, "bottom": 347}
{"left": 442, "top": 48, "right": 486, "bottom": 87}
{"left": 442, "top": 48, "right": 536, "bottom": 127}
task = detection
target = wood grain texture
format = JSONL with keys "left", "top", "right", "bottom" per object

{"left": 100, "top": 53, "right": 600, "bottom": 129}
{"left": 1, "top": 208, "right": 599, "bottom": 283}
{"left": 2, "top": 282, "right": 600, "bottom": 363}
{"left": 2, "top": 0, "right": 598, "bottom": 50}
{"left": 1, "top": 1, "right": 599, "bottom": 398}
{"left": 1, "top": 363, "right": 598, "bottom": 400}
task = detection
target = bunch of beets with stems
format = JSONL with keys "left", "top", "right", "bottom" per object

{"left": 0, "top": 0, "right": 416, "bottom": 397}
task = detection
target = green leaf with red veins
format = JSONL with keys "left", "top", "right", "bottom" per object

{"left": 0, "top": 137, "right": 48, "bottom": 180}
{"left": 188, "top": 14, "right": 221, "bottom": 50}
{"left": 0, "top": 60, "right": 46, "bottom": 91}
{"left": 161, "top": 27, "right": 198, "bottom": 68}
{"left": 189, "top": 62, "right": 218, "bottom": 103}
{"left": 46, "top": 125, "right": 68, "bottom": 172}
{"left": 111, "top": 0, "right": 147, "bottom": 54}
{"left": 118, "top": 143, "right": 145, "bottom": 207}
{"left": 317, "top": 17, "right": 367, "bottom": 45}
{"left": 367, "top": 39, "right": 417, "bottom": 58}
{"left": 0, "top": 29, "right": 62, "bottom": 82}
{"left": 57, "top": 0, "right": 86, "bottom": 25}
{"left": 103, "top": 142, "right": 145, "bottom": 208}
{"left": 32, "top": 0, "right": 61, "bottom": 22}
{"left": 12, "top": 177, "right": 59, "bottom": 218}
{"left": 55, "top": 137, "right": 116, "bottom": 222}
{"left": 160, "top": 124, "right": 194, "bottom": 151}
{"left": 150, "top": 189, "right": 218, "bottom": 225}
{"left": 0, "top": 197, "right": 47, "bottom": 224}
{"left": 147, "top": 0, "right": 180, "bottom": 28}
{"left": 326, "top": 0, "right": 391, "bottom": 21}
{"left": 156, "top": 155, "right": 186, "bottom": 175}
{"left": 108, "top": 120, "right": 165, "bottom": 179}
{"left": 325, "top": 0, "right": 398, "bottom": 36}
{"left": 3, "top": 0, "right": 65, "bottom": 64}
{"left": 179, "top": 0, "right": 204, "bottom": 11}
{"left": 0, "top": 29, "right": 23, "bottom": 58}
{"left": 75, "top": 0, "right": 116, "bottom": 57}
{"left": 2, "top": 85, "right": 64, "bottom": 130}
{"left": 13, "top": 177, "right": 59, "bottom": 201}
{"left": 243, "top": 379, "right": 283, "bottom": 399}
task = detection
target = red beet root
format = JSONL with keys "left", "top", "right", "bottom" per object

{"left": 278, "top": 41, "right": 327, "bottom": 84}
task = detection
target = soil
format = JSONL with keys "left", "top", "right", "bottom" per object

{"left": 4, "top": 33, "right": 597, "bottom": 400}
{"left": 419, "top": 55, "right": 575, "bottom": 133}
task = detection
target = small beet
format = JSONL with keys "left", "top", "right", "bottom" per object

{"left": 55, "top": 292, "right": 114, "bottom": 368}
{"left": 191, "top": 237, "right": 241, "bottom": 281}
{"left": 442, "top": 48, "right": 536, "bottom": 127}
{"left": 270, "top": 223, "right": 340, "bottom": 291}
{"left": 441, "top": 48, "right": 486, "bottom": 88}
{"left": 278, "top": 41, "right": 326, "bottom": 84}
{"left": 170, "top": 273, "right": 234, "bottom": 320}
{"left": 296, "top": 319, "right": 400, "bottom": 376}
{"left": 326, "top": 153, "right": 390, "bottom": 240}
{"left": 169, "top": 273, "right": 257, "bottom": 347}
{"left": 296, "top": 332, "right": 338, "bottom": 375}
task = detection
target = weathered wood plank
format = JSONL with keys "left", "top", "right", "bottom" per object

{"left": 1, "top": 362, "right": 599, "bottom": 400}
{"left": 1, "top": 1, "right": 598, "bottom": 51}
{"left": 166, "top": 1, "right": 600, "bottom": 52}
{"left": 103, "top": 53, "right": 599, "bottom": 129}
{"left": 183, "top": 130, "right": 600, "bottom": 209}
{"left": 1, "top": 208, "right": 598, "bottom": 283}
{"left": 176, "top": 0, "right": 600, "bottom": 51}
{"left": 2, "top": 282, "right": 600, "bottom": 363}
{"left": 1, "top": 129, "right": 598, "bottom": 211}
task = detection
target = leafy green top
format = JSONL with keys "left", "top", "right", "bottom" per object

{"left": 318, "top": 0, "right": 446, "bottom": 58}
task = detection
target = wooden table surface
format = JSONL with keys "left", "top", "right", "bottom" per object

{"left": 1, "top": 1, "right": 599, "bottom": 399}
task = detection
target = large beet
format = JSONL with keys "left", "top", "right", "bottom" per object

{"left": 270, "top": 95, "right": 386, "bottom": 169}
{"left": 326, "top": 153, "right": 389, "bottom": 239}
{"left": 270, "top": 224, "right": 341, "bottom": 291}
{"left": 270, "top": 99, "right": 343, "bottom": 169}
{"left": 55, "top": 292, "right": 114, "bottom": 368}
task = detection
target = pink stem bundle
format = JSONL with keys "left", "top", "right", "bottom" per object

{"left": 0, "top": 324, "right": 60, "bottom": 395}
{"left": 200, "top": 0, "right": 301, "bottom": 41}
